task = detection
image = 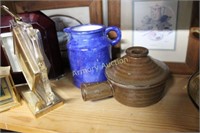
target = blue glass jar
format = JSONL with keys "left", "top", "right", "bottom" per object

{"left": 64, "top": 24, "right": 121, "bottom": 88}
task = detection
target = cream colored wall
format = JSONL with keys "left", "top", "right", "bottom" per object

{"left": 121, "top": 0, "right": 193, "bottom": 62}
{"left": 41, "top": 7, "right": 90, "bottom": 24}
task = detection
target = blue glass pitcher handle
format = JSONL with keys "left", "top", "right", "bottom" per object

{"left": 105, "top": 26, "right": 121, "bottom": 46}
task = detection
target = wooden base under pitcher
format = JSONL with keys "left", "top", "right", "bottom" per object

{"left": 81, "top": 46, "right": 169, "bottom": 107}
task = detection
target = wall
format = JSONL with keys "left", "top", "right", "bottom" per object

{"left": 41, "top": 7, "right": 90, "bottom": 24}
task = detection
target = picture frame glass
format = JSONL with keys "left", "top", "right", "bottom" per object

{"left": 0, "top": 32, "right": 22, "bottom": 72}
{"left": 0, "top": 77, "right": 13, "bottom": 105}
{"left": 121, "top": 0, "right": 193, "bottom": 63}
{"left": 133, "top": 1, "right": 178, "bottom": 50}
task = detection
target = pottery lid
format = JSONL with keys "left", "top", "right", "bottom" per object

{"left": 105, "top": 47, "right": 169, "bottom": 88}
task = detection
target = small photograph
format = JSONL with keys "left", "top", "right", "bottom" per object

{"left": 0, "top": 66, "right": 21, "bottom": 112}
{"left": 0, "top": 78, "right": 13, "bottom": 106}
{"left": 0, "top": 86, "right": 5, "bottom": 96}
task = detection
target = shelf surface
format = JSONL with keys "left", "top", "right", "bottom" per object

{"left": 0, "top": 74, "right": 199, "bottom": 133}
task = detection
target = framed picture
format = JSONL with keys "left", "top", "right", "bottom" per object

{"left": 0, "top": 66, "right": 21, "bottom": 112}
{"left": 119, "top": 0, "right": 199, "bottom": 74}
{"left": 0, "top": 77, "right": 13, "bottom": 105}
{"left": 0, "top": 32, "right": 21, "bottom": 73}
{"left": 0, "top": 32, "right": 26, "bottom": 85}
{"left": 133, "top": 0, "right": 178, "bottom": 50}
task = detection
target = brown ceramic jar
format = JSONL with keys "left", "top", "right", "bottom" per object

{"left": 81, "top": 46, "right": 169, "bottom": 107}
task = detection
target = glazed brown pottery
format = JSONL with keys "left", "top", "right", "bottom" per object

{"left": 81, "top": 46, "right": 169, "bottom": 107}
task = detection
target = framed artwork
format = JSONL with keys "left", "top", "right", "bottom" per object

{"left": 0, "top": 31, "right": 27, "bottom": 85}
{"left": 0, "top": 66, "right": 21, "bottom": 112}
{"left": 133, "top": 0, "right": 178, "bottom": 50}
{"left": 0, "top": 78, "right": 13, "bottom": 105}
{"left": 119, "top": 0, "right": 199, "bottom": 74}
{"left": 0, "top": 32, "right": 21, "bottom": 73}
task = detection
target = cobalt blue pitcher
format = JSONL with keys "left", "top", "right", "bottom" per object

{"left": 64, "top": 24, "right": 121, "bottom": 88}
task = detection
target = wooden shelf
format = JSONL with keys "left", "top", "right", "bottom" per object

{"left": 0, "top": 74, "right": 199, "bottom": 132}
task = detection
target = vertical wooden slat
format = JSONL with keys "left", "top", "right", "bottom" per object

{"left": 89, "top": 0, "right": 103, "bottom": 24}
{"left": 108, "top": 0, "right": 121, "bottom": 59}
{"left": 108, "top": 0, "right": 120, "bottom": 27}
{"left": 190, "top": 1, "right": 199, "bottom": 27}
{"left": 186, "top": 27, "right": 199, "bottom": 71}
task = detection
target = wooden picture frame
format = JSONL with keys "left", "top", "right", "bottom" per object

{"left": 0, "top": 66, "right": 21, "bottom": 112}
{"left": 166, "top": 26, "right": 199, "bottom": 74}
{"left": 110, "top": 0, "right": 199, "bottom": 75}
{"left": 13, "top": 0, "right": 103, "bottom": 24}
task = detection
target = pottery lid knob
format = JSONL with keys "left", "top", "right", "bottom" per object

{"left": 126, "top": 46, "right": 149, "bottom": 58}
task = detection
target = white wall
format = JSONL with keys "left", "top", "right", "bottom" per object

{"left": 42, "top": 7, "right": 90, "bottom": 24}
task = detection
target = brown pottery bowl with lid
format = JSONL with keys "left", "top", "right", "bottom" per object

{"left": 81, "top": 46, "right": 170, "bottom": 107}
